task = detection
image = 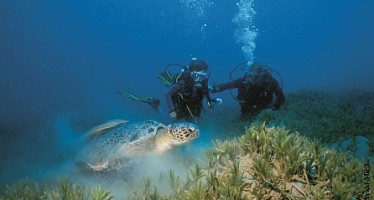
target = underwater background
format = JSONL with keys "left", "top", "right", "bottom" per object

{"left": 1, "top": 0, "right": 374, "bottom": 198}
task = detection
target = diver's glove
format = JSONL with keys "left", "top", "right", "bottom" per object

{"left": 214, "top": 98, "right": 223, "bottom": 105}
{"left": 207, "top": 98, "right": 223, "bottom": 112}
{"left": 169, "top": 111, "right": 177, "bottom": 119}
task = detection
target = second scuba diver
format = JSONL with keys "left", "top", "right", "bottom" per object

{"left": 212, "top": 63, "right": 285, "bottom": 120}
{"left": 165, "top": 59, "right": 222, "bottom": 123}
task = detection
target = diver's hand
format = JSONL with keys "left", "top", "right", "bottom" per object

{"left": 214, "top": 98, "right": 223, "bottom": 105}
{"left": 169, "top": 111, "right": 177, "bottom": 119}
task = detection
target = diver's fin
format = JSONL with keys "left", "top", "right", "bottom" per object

{"left": 117, "top": 90, "right": 160, "bottom": 111}
{"left": 87, "top": 119, "right": 128, "bottom": 139}
{"left": 116, "top": 90, "right": 144, "bottom": 102}
{"left": 158, "top": 70, "right": 174, "bottom": 86}
{"left": 144, "top": 97, "right": 160, "bottom": 111}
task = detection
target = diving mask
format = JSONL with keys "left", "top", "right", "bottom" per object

{"left": 191, "top": 71, "right": 208, "bottom": 83}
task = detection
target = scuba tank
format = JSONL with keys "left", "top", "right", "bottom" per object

{"left": 158, "top": 62, "right": 211, "bottom": 87}
{"left": 158, "top": 63, "right": 188, "bottom": 87}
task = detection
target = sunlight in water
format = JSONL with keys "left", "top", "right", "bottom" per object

{"left": 233, "top": 0, "right": 258, "bottom": 65}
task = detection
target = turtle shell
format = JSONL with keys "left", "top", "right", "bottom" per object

{"left": 80, "top": 120, "right": 165, "bottom": 165}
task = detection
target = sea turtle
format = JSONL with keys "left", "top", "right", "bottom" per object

{"left": 76, "top": 119, "right": 199, "bottom": 174}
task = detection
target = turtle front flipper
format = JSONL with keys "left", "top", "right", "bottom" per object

{"left": 86, "top": 119, "right": 129, "bottom": 139}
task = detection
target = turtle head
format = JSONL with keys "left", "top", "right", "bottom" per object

{"left": 154, "top": 122, "right": 199, "bottom": 153}
{"left": 168, "top": 122, "right": 199, "bottom": 145}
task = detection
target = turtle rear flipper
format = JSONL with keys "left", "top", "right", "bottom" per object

{"left": 76, "top": 160, "right": 95, "bottom": 173}
{"left": 76, "top": 160, "right": 110, "bottom": 174}
{"left": 76, "top": 158, "right": 131, "bottom": 175}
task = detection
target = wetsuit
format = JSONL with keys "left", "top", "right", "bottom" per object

{"left": 213, "top": 72, "right": 285, "bottom": 119}
{"left": 166, "top": 77, "right": 215, "bottom": 122}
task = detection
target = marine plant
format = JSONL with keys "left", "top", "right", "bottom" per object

{"left": 0, "top": 178, "right": 115, "bottom": 200}
{"left": 58, "top": 179, "right": 86, "bottom": 200}
{"left": 1, "top": 114, "right": 373, "bottom": 199}
{"left": 255, "top": 90, "right": 374, "bottom": 147}
{"left": 130, "top": 178, "right": 161, "bottom": 200}
{"left": 0, "top": 179, "right": 43, "bottom": 200}
{"left": 90, "top": 186, "right": 113, "bottom": 200}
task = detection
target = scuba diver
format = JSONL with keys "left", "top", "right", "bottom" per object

{"left": 161, "top": 58, "right": 222, "bottom": 123}
{"left": 211, "top": 62, "right": 285, "bottom": 120}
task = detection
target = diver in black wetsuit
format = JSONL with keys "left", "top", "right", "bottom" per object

{"left": 212, "top": 63, "right": 285, "bottom": 120}
{"left": 166, "top": 59, "right": 222, "bottom": 122}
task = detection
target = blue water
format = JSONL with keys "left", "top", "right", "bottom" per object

{"left": 1, "top": 0, "right": 374, "bottom": 185}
